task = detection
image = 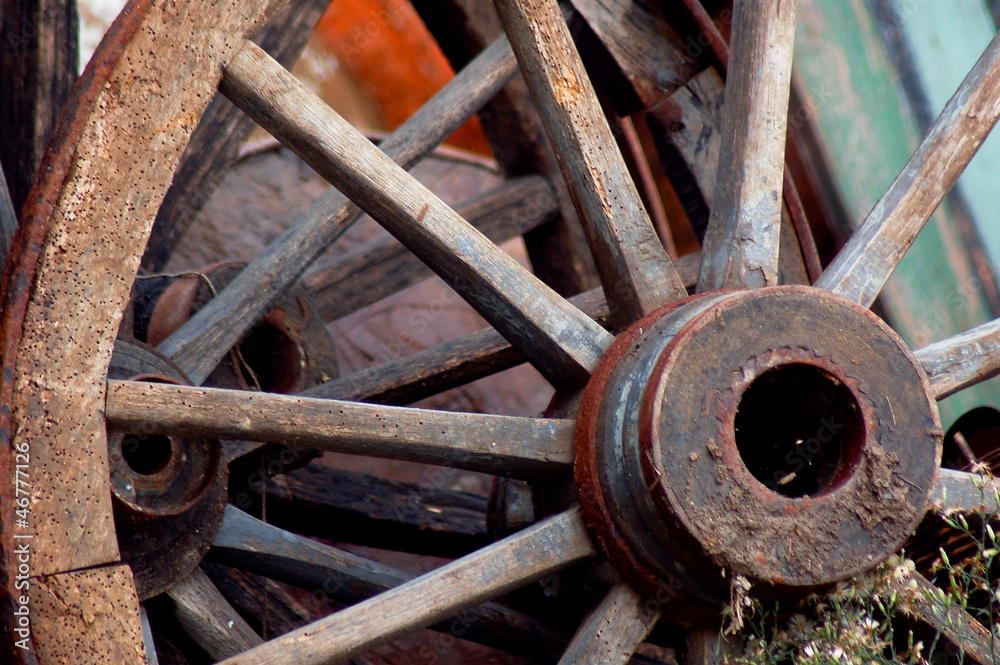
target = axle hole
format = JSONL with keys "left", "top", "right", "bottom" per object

{"left": 121, "top": 434, "right": 174, "bottom": 476}
{"left": 734, "top": 364, "right": 863, "bottom": 498}
{"left": 237, "top": 320, "right": 304, "bottom": 394}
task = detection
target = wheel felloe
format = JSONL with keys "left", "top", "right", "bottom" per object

{"left": 576, "top": 285, "right": 942, "bottom": 608}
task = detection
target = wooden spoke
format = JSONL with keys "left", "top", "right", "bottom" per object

{"left": 932, "top": 469, "right": 1000, "bottom": 516}
{"left": 140, "top": 605, "right": 159, "bottom": 665}
{"left": 305, "top": 252, "right": 700, "bottom": 407}
{"left": 140, "top": 0, "right": 330, "bottom": 271}
{"left": 202, "top": 562, "right": 318, "bottom": 640}
{"left": 494, "top": 0, "right": 686, "bottom": 328}
{"left": 305, "top": 175, "right": 559, "bottom": 322}
{"left": 815, "top": 30, "right": 1000, "bottom": 307}
{"left": 696, "top": 0, "right": 798, "bottom": 292}
{"left": 165, "top": 567, "right": 263, "bottom": 661}
{"left": 106, "top": 380, "right": 574, "bottom": 478}
{"left": 909, "top": 574, "right": 998, "bottom": 665}
{"left": 240, "top": 464, "right": 490, "bottom": 558}
{"left": 219, "top": 40, "right": 613, "bottom": 386}
{"left": 157, "top": 35, "right": 520, "bottom": 385}
{"left": 211, "top": 507, "right": 569, "bottom": 660}
{"left": 557, "top": 583, "right": 660, "bottom": 665}
{"left": 915, "top": 318, "right": 1000, "bottom": 399}
{"left": 216, "top": 508, "right": 596, "bottom": 665}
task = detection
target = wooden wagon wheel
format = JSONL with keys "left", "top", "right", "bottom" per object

{"left": 4, "top": 0, "right": 1000, "bottom": 662}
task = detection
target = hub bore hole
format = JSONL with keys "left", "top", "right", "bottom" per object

{"left": 121, "top": 434, "right": 173, "bottom": 476}
{"left": 238, "top": 320, "right": 303, "bottom": 394}
{"left": 734, "top": 364, "right": 864, "bottom": 497}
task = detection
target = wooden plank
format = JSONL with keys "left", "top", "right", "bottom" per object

{"left": 210, "top": 506, "right": 570, "bottom": 660}
{"left": 141, "top": 0, "right": 330, "bottom": 271}
{"left": 815, "top": 30, "right": 1000, "bottom": 308}
{"left": 166, "top": 567, "right": 263, "bottom": 660}
{"left": 932, "top": 468, "right": 1000, "bottom": 515}
{"left": 697, "top": 0, "right": 798, "bottom": 292}
{"left": 219, "top": 40, "right": 613, "bottom": 386}
{"left": 106, "top": 380, "right": 575, "bottom": 478}
{"left": 305, "top": 253, "right": 699, "bottom": 406}
{"left": 915, "top": 318, "right": 1000, "bottom": 399}
{"left": 31, "top": 565, "right": 147, "bottom": 665}
{"left": 0, "top": 0, "right": 77, "bottom": 215}
{"left": 494, "top": 0, "right": 686, "bottom": 327}
{"left": 241, "top": 464, "right": 489, "bottom": 557}
{"left": 557, "top": 583, "right": 660, "bottom": 665}
{"left": 216, "top": 508, "right": 596, "bottom": 665}
{"left": 158, "top": 35, "right": 520, "bottom": 385}
{"left": 793, "top": 0, "right": 1000, "bottom": 426}
{"left": 304, "top": 175, "right": 559, "bottom": 321}
{"left": 411, "top": 0, "right": 600, "bottom": 297}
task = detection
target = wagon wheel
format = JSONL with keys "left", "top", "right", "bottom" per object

{"left": 4, "top": 0, "right": 1000, "bottom": 662}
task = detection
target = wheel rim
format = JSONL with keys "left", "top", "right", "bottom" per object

{"left": 4, "top": 0, "right": 1000, "bottom": 663}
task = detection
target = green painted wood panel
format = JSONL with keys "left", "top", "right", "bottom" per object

{"left": 794, "top": 0, "right": 1000, "bottom": 426}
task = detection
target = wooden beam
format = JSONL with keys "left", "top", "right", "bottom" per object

{"left": 915, "top": 318, "right": 1000, "bottom": 399}
{"left": 216, "top": 508, "right": 596, "bottom": 665}
{"left": 166, "top": 567, "right": 263, "bottom": 660}
{"left": 557, "top": 583, "right": 660, "bottom": 665}
{"left": 697, "top": 0, "right": 798, "bottom": 292}
{"left": 495, "top": 0, "right": 686, "bottom": 326}
{"left": 106, "top": 380, "right": 574, "bottom": 478}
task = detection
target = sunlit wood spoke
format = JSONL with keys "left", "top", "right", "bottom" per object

{"left": 106, "top": 380, "right": 573, "bottom": 479}
{"left": 493, "top": 0, "right": 686, "bottom": 327}
{"left": 557, "top": 583, "right": 660, "bottom": 665}
{"left": 211, "top": 507, "right": 569, "bottom": 660}
{"left": 932, "top": 468, "right": 1000, "bottom": 515}
{"left": 217, "top": 507, "right": 596, "bottom": 665}
{"left": 697, "top": 0, "right": 798, "bottom": 292}
{"left": 165, "top": 567, "right": 263, "bottom": 661}
{"left": 157, "top": 35, "right": 520, "bottom": 386}
{"left": 305, "top": 252, "right": 701, "bottom": 407}
{"left": 815, "top": 31, "right": 1000, "bottom": 307}
{"left": 915, "top": 318, "right": 1000, "bottom": 399}
{"left": 908, "top": 574, "right": 998, "bottom": 665}
{"left": 305, "top": 175, "right": 558, "bottom": 321}
{"left": 220, "top": 41, "right": 613, "bottom": 386}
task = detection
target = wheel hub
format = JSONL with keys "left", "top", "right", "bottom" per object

{"left": 576, "top": 286, "right": 942, "bottom": 609}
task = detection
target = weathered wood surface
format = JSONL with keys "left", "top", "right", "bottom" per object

{"left": 242, "top": 464, "right": 490, "bottom": 557}
{"left": 211, "top": 507, "right": 570, "bottom": 659}
{"left": 159, "top": 35, "right": 519, "bottom": 385}
{"left": 306, "top": 253, "right": 699, "bottom": 406}
{"left": 557, "top": 583, "right": 660, "bottom": 665}
{"left": 31, "top": 565, "right": 147, "bottom": 665}
{"left": 697, "top": 0, "right": 798, "bottom": 292}
{"left": 909, "top": 574, "right": 998, "bottom": 665}
{"left": 106, "top": 380, "right": 574, "bottom": 478}
{"left": 0, "top": 0, "right": 276, "bottom": 585}
{"left": 165, "top": 567, "right": 263, "bottom": 660}
{"left": 915, "top": 318, "right": 1000, "bottom": 399}
{"left": 202, "top": 562, "right": 316, "bottom": 640}
{"left": 220, "top": 40, "right": 613, "bottom": 387}
{"left": 141, "top": 0, "right": 329, "bottom": 271}
{"left": 217, "top": 508, "right": 596, "bottom": 665}
{"left": 412, "top": 0, "right": 600, "bottom": 296}
{"left": 495, "top": 0, "right": 686, "bottom": 327}
{"left": 932, "top": 468, "right": 1000, "bottom": 515}
{"left": 0, "top": 0, "right": 77, "bottom": 216}
{"left": 815, "top": 30, "right": 1000, "bottom": 307}
{"left": 305, "top": 175, "right": 559, "bottom": 321}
